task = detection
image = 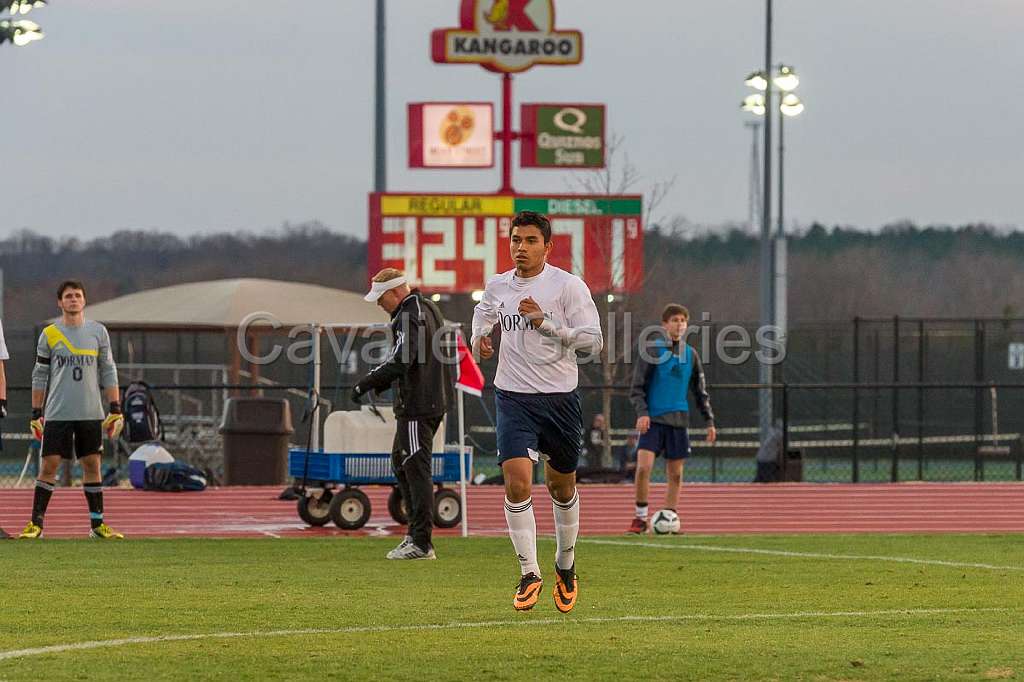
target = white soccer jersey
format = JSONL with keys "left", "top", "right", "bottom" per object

{"left": 471, "top": 264, "right": 603, "bottom": 394}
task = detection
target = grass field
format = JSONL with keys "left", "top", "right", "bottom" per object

{"left": 1, "top": 534, "right": 1022, "bottom": 680}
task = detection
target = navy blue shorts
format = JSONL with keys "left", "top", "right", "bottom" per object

{"left": 495, "top": 389, "right": 583, "bottom": 474}
{"left": 636, "top": 422, "right": 691, "bottom": 460}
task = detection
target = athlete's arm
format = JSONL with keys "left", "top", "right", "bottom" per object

{"left": 357, "top": 304, "right": 422, "bottom": 394}
{"left": 535, "top": 278, "right": 604, "bottom": 354}
{"left": 31, "top": 331, "right": 50, "bottom": 410}
{"left": 471, "top": 284, "right": 499, "bottom": 360}
{"left": 628, "top": 342, "right": 654, "bottom": 417}
{"left": 688, "top": 349, "right": 715, "bottom": 427}
{"left": 97, "top": 325, "right": 119, "bottom": 393}
{"left": 470, "top": 285, "right": 498, "bottom": 347}
{"left": 0, "top": 320, "right": 7, "bottom": 414}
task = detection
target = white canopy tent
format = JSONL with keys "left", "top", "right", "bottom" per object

{"left": 85, "top": 277, "right": 390, "bottom": 329}
{"left": 86, "top": 278, "right": 473, "bottom": 535}
{"left": 86, "top": 278, "right": 390, "bottom": 450}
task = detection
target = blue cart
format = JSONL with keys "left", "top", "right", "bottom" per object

{"left": 288, "top": 448, "right": 472, "bottom": 530}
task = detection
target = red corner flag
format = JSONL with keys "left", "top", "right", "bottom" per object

{"left": 455, "top": 332, "right": 484, "bottom": 396}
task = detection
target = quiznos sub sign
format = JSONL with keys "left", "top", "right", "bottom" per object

{"left": 521, "top": 104, "right": 605, "bottom": 168}
{"left": 432, "top": 0, "right": 583, "bottom": 73}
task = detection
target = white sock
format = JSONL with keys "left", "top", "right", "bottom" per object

{"left": 504, "top": 496, "right": 540, "bottom": 576}
{"left": 635, "top": 503, "right": 649, "bottom": 520}
{"left": 552, "top": 489, "right": 580, "bottom": 571}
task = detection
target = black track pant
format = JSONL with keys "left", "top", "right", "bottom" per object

{"left": 392, "top": 415, "right": 442, "bottom": 551}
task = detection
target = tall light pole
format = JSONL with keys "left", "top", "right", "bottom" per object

{"left": 774, "top": 79, "right": 804, "bottom": 379}
{"left": 373, "top": 0, "right": 386, "bottom": 192}
{"left": 744, "top": 120, "right": 762, "bottom": 235}
{"left": 762, "top": 0, "right": 773, "bottom": 444}
{"left": 742, "top": 57, "right": 805, "bottom": 439}
{"left": 743, "top": 0, "right": 774, "bottom": 445}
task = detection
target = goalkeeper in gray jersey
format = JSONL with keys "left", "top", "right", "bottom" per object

{"left": 19, "top": 280, "right": 125, "bottom": 539}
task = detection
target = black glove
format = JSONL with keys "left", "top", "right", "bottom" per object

{"left": 350, "top": 385, "right": 364, "bottom": 405}
{"left": 0, "top": 398, "right": 6, "bottom": 419}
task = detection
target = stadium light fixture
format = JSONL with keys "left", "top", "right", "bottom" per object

{"left": 773, "top": 65, "right": 799, "bottom": 92}
{"left": 741, "top": 93, "right": 767, "bottom": 116}
{"left": 741, "top": 66, "right": 803, "bottom": 118}
{"left": 744, "top": 71, "right": 768, "bottom": 92}
{"left": 780, "top": 93, "right": 804, "bottom": 117}
{"left": 2, "top": 0, "right": 47, "bottom": 14}
{"left": 0, "top": 17, "right": 43, "bottom": 45}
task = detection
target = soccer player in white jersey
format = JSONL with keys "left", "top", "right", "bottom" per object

{"left": 471, "top": 210, "right": 603, "bottom": 612}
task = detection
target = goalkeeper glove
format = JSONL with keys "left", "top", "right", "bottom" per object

{"left": 103, "top": 402, "right": 124, "bottom": 439}
{"left": 30, "top": 408, "right": 44, "bottom": 442}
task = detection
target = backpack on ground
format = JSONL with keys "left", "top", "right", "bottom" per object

{"left": 143, "top": 461, "right": 207, "bottom": 492}
{"left": 123, "top": 381, "right": 163, "bottom": 443}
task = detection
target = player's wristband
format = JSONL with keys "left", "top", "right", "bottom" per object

{"left": 109, "top": 401, "right": 122, "bottom": 415}
{"left": 31, "top": 407, "right": 43, "bottom": 421}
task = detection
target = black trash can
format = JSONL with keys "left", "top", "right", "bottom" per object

{"left": 782, "top": 448, "right": 803, "bottom": 482}
{"left": 219, "top": 398, "right": 294, "bottom": 485}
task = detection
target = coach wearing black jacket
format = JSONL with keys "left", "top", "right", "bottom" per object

{"left": 353, "top": 268, "right": 453, "bottom": 560}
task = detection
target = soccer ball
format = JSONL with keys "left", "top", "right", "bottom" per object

{"left": 650, "top": 509, "right": 680, "bottom": 535}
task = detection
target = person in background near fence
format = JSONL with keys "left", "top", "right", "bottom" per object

{"left": 618, "top": 432, "right": 639, "bottom": 480}
{"left": 353, "top": 268, "right": 453, "bottom": 560}
{"left": 472, "top": 210, "right": 603, "bottom": 613}
{"left": 0, "top": 317, "right": 8, "bottom": 539}
{"left": 627, "top": 304, "right": 716, "bottom": 534}
{"left": 19, "top": 280, "right": 125, "bottom": 539}
{"left": 584, "top": 413, "right": 607, "bottom": 469}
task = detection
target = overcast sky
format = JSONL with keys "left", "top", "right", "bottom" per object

{"left": 7, "top": 1, "right": 1024, "bottom": 239}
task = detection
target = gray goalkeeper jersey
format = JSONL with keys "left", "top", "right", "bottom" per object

{"left": 32, "top": 320, "right": 118, "bottom": 421}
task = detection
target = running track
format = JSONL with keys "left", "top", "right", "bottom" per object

{"left": 1, "top": 483, "right": 1022, "bottom": 539}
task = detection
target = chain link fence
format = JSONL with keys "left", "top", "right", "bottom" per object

{"left": 3, "top": 315, "right": 1022, "bottom": 486}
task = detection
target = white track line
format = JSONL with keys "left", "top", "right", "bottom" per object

{"left": 586, "top": 539, "right": 1024, "bottom": 571}
{"left": 0, "top": 608, "right": 1006, "bottom": 662}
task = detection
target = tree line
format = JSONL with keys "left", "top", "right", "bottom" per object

{"left": 1, "top": 220, "right": 1020, "bottom": 329}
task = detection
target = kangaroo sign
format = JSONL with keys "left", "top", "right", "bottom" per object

{"left": 432, "top": 0, "right": 583, "bottom": 73}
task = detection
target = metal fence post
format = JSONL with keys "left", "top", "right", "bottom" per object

{"left": 782, "top": 382, "right": 790, "bottom": 480}
{"left": 852, "top": 316, "right": 860, "bottom": 483}
{"left": 918, "top": 319, "right": 925, "bottom": 480}
{"left": 974, "top": 320, "right": 985, "bottom": 481}
{"left": 891, "top": 315, "right": 900, "bottom": 482}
